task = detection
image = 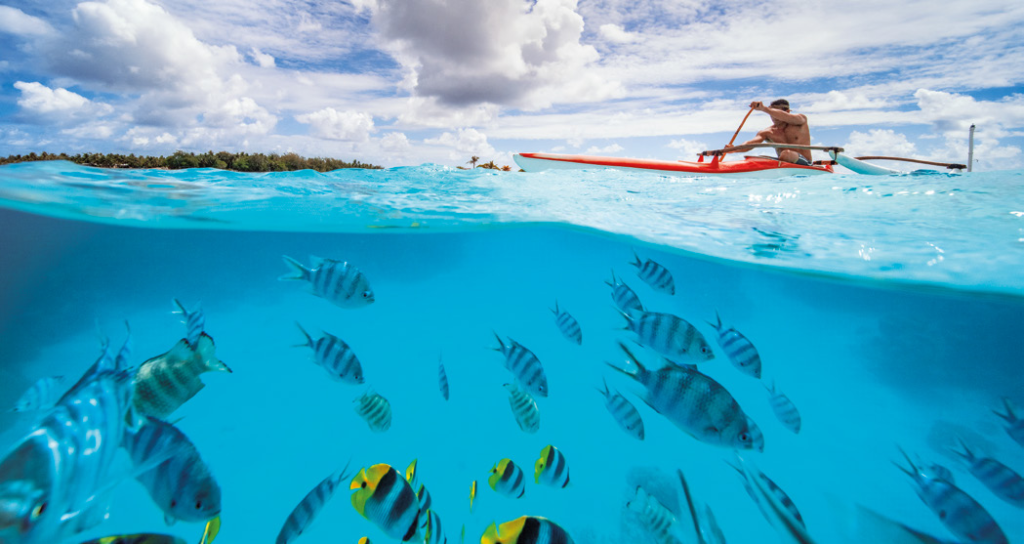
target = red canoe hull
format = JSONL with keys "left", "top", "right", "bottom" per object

{"left": 513, "top": 152, "right": 833, "bottom": 178}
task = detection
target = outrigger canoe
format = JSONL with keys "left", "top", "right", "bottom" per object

{"left": 514, "top": 144, "right": 966, "bottom": 177}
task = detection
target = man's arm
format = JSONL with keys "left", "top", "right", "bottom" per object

{"left": 726, "top": 130, "right": 769, "bottom": 153}
{"left": 752, "top": 101, "right": 805, "bottom": 125}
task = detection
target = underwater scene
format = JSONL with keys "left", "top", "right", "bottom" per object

{"left": 0, "top": 161, "right": 1023, "bottom": 544}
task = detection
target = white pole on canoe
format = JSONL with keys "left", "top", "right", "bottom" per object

{"left": 967, "top": 124, "right": 975, "bottom": 172}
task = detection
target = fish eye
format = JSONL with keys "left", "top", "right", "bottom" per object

{"left": 361, "top": 482, "right": 367, "bottom": 488}
{"left": 170, "top": 499, "right": 177, "bottom": 508}
{"left": 195, "top": 500, "right": 203, "bottom": 509}
{"left": 701, "top": 346, "right": 709, "bottom": 354}
{"left": 30, "top": 502, "right": 46, "bottom": 520}
{"left": 739, "top": 432, "right": 750, "bottom": 442}
{"left": 362, "top": 291, "right": 371, "bottom": 298}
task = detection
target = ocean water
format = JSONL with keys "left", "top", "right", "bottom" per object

{"left": 0, "top": 160, "right": 1022, "bottom": 544}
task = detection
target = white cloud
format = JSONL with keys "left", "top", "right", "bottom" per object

{"left": 250, "top": 48, "right": 276, "bottom": 68}
{"left": 296, "top": 108, "right": 375, "bottom": 141}
{"left": 0, "top": 6, "right": 55, "bottom": 36}
{"left": 667, "top": 137, "right": 709, "bottom": 159}
{"left": 598, "top": 23, "right": 639, "bottom": 44}
{"left": 61, "top": 122, "right": 116, "bottom": 139}
{"left": 204, "top": 97, "right": 277, "bottom": 135}
{"left": 380, "top": 131, "right": 411, "bottom": 153}
{"left": 14, "top": 82, "right": 89, "bottom": 114}
{"left": 424, "top": 128, "right": 496, "bottom": 160}
{"left": 843, "top": 129, "right": 917, "bottom": 157}
{"left": 584, "top": 143, "right": 624, "bottom": 154}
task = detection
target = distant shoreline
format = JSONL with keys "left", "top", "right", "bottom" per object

{"left": 0, "top": 151, "right": 383, "bottom": 172}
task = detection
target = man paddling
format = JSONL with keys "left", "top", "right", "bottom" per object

{"left": 727, "top": 99, "right": 812, "bottom": 165}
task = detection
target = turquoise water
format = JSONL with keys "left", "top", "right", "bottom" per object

{"left": 0, "top": 161, "right": 1022, "bottom": 543}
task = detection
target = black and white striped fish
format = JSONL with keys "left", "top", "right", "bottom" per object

{"left": 488, "top": 459, "right": 526, "bottom": 499}
{"left": 534, "top": 445, "right": 570, "bottom": 488}
{"left": 630, "top": 252, "right": 675, "bottom": 295}
{"left": 621, "top": 311, "right": 714, "bottom": 365}
{"left": 295, "top": 323, "right": 365, "bottom": 384}
{"left": 993, "top": 398, "right": 1024, "bottom": 449}
{"left": 172, "top": 299, "right": 205, "bottom": 347}
{"left": 122, "top": 416, "right": 222, "bottom": 525}
{"left": 921, "top": 462, "right": 955, "bottom": 484}
{"left": 896, "top": 448, "right": 1008, "bottom": 544}
{"left": 952, "top": 440, "right": 1024, "bottom": 508}
{"left": 438, "top": 356, "right": 449, "bottom": 401}
{"left": 493, "top": 334, "right": 548, "bottom": 397}
{"left": 550, "top": 301, "right": 582, "bottom": 345}
{"left": 626, "top": 486, "right": 681, "bottom": 544}
{"left": 503, "top": 382, "right": 540, "bottom": 434}
{"left": 708, "top": 313, "right": 761, "bottom": 379}
{"left": 133, "top": 333, "right": 232, "bottom": 420}
{"left": 698, "top": 503, "right": 727, "bottom": 544}
{"left": 598, "top": 378, "right": 645, "bottom": 440}
{"left": 605, "top": 270, "right": 644, "bottom": 315}
{"left": 423, "top": 509, "right": 447, "bottom": 544}
{"left": 354, "top": 389, "right": 392, "bottom": 433}
{"left": 733, "top": 455, "right": 816, "bottom": 544}
{"left": 9, "top": 375, "right": 66, "bottom": 412}
{"left": 730, "top": 459, "right": 804, "bottom": 529}
{"left": 276, "top": 461, "right": 352, "bottom": 544}
{"left": 765, "top": 381, "right": 801, "bottom": 434}
{"left": 350, "top": 464, "right": 421, "bottom": 542}
{"left": 280, "top": 255, "right": 375, "bottom": 309}
{"left": 481, "top": 516, "right": 574, "bottom": 544}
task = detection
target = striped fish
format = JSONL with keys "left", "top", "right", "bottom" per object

{"left": 354, "top": 389, "right": 392, "bottom": 433}
{"left": 610, "top": 343, "right": 760, "bottom": 451}
{"left": 699, "top": 503, "right": 727, "bottom": 544}
{"left": 621, "top": 311, "right": 714, "bottom": 365}
{"left": 438, "top": 357, "right": 449, "bottom": 401}
{"left": 503, "top": 383, "right": 540, "bottom": 434}
{"left": 605, "top": 270, "right": 644, "bottom": 315}
{"left": 952, "top": 440, "right": 1024, "bottom": 508}
{"left": 921, "top": 462, "right": 955, "bottom": 484}
{"left": 416, "top": 485, "right": 433, "bottom": 520}
{"left": 534, "top": 445, "right": 570, "bottom": 488}
{"left": 488, "top": 459, "right": 526, "bottom": 499}
{"left": 469, "top": 481, "right": 477, "bottom": 513}
{"left": 493, "top": 334, "right": 549, "bottom": 397}
{"left": 896, "top": 448, "right": 1008, "bottom": 544}
{"left": 993, "top": 398, "right": 1024, "bottom": 449}
{"left": 122, "top": 416, "right": 222, "bottom": 524}
{"left": 280, "top": 255, "right": 375, "bottom": 309}
{"left": 133, "top": 333, "right": 231, "bottom": 419}
{"left": 708, "top": 313, "right": 761, "bottom": 379}
{"left": 550, "top": 301, "right": 582, "bottom": 345}
{"left": 172, "top": 299, "right": 205, "bottom": 347}
{"left": 78, "top": 534, "right": 186, "bottom": 544}
{"left": 276, "top": 461, "right": 352, "bottom": 544}
{"left": 350, "top": 464, "right": 421, "bottom": 542}
{"left": 10, "top": 375, "right": 66, "bottom": 412}
{"left": 358, "top": 538, "right": 372, "bottom": 544}
{"left": 765, "top": 381, "right": 801, "bottom": 434}
{"left": 598, "top": 378, "right": 645, "bottom": 440}
{"left": 423, "top": 509, "right": 446, "bottom": 544}
{"left": 734, "top": 455, "right": 816, "bottom": 544}
{"left": 405, "top": 459, "right": 420, "bottom": 491}
{"left": 630, "top": 252, "right": 675, "bottom": 295}
{"left": 626, "top": 486, "right": 681, "bottom": 544}
{"left": 295, "top": 323, "right": 365, "bottom": 384}
{"left": 481, "top": 516, "right": 574, "bottom": 544}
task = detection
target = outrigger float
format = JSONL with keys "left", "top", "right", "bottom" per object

{"left": 513, "top": 143, "right": 967, "bottom": 178}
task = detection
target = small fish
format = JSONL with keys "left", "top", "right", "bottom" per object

{"left": 78, "top": 534, "right": 186, "bottom": 544}
{"left": 122, "top": 416, "right": 222, "bottom": 525}
{"left": 199, "top": 515, "right": 220, "bottom": 544}
{"left": 354, "top": 389, "right": 392, "bottom": 433}
{"left": 630, "top": 252, "right": 675, "bottom": 295}
{"left": 605, "top": 270, "right": 644, "bottom": 315}
{"left": 895, "top": 448, "right": 1008, "bottom": 544}
{"left": 461, "top": 524, "right": 466, "bottom": 544}
{"left": 621, "top": 311, "right": 714, "bottom": 364}
{"left": 423, "top": 509, "right": 446, "bottom": 544}
{"left": 708, "top": 313, "right": 761, "bottom": 379}
{"left": 734, "top": 455, "right": 816, "bottom": 544}
{"left": 920, "top": 462, "right": 955, "bottom": 484}
{"left": 534, "top": 445, "right": 570, "bottom": 488}
{"left": 488, "top": 459, "right": 526, "bottom": 499}
{"left": 276, "top": 461, "right": 351, "bottom": 544}
{"left": 172, "top": 299, "right": 205, "bottom": 347}
{"left": 438, "top": 357, "right": 449, "bottom": 401}
{"left": 358, "top": 538, "right": 372, "bottom": 544}
{"left": 133, "top": 333, "right": 231, "bottom": 419}
{"left": 597, "top": 378, "right": 645, "bottom": 440}
{"left": 416, "top": 484, "right": 432, "bottom": 520}
{"left": 609, "top": 343, "right": 760, "bottom": 451}
{"left": 951, "top": 440, "right": 1024, "bottom": 508}
{"left": 993, "top": 398, "right": 1024, "bottom": 449}
{"left": 469, "top": 481, "right": 477, "bottom": 513}
{"left": 729, "top": 459, "right": 804, "bottom": 529}
{"left": 280, "top": 255, "right": 375, "bottom": 309}
{"left": 503, "top": 383, "right": 540, "bottom": 434}
{"left": 481, "top": 516, "right": 574, "bottom": 544}
{"left": 10, "top": 375, "right": 65, "bottom": 412}
{"left": 350, "top": 464, "right": 421, "bottom": 542}
{"left": 551, "top": 301, "right": 582, "bottom": 345}
{"left": 626, "top": 486, "right": 680, "bottom": 544}
{"left": 699, "top": 503, "right": 727, "bottom": 544}
{"left": 492, "top": 334, "right": 548, "bottom": 397}
{"left": 765, "top": 381, "right": 801, "bottom": 434}
{"left": 405, "top": 459, "right": 420, "bottom": 490}
{"left": 295, "top": 323, "right": 365, "bottom": 384}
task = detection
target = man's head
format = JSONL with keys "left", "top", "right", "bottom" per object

{"left": 770, "top": 99, "right": 790, "bottom": 111}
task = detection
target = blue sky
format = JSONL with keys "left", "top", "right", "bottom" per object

{"left": 1, "top": 0, "right": 1023, "bottom": 169}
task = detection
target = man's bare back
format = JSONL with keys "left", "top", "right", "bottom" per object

{"left": 728, "top": 99, "right": 812, "bottom": 164}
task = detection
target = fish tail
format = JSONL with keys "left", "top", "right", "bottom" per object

{"left": 630, "top": 251, "right": 642, "bottom": 268}
{"left": 294, "top": 322, "right": 315, "bottom": 349}
{"left": 617, "top": 341, "right": 646, "bottom": 374}
{"left": 279, "top": 255, "right": 309, "bottom": 281}
{"left": 605, "top": 269, "right": 617, "bottom": 287}
{"left": 596, "top": 377, "right": 610, "bottom": 398}
{"left": 677, "top": 469, "right": 705, "bottom": 544}
{"left": 491, "top": 331, "right": 505, "bottom": 353}
{"left": 551, "top": 300, "right": 559, "bottom": 315}
{"left": 950, "top": 437, "right": 975, "bottom": 463}
{"left": 172, "top": 298, "right": 188, "bottom": 316}
{"left": 993, "top": 397, "right": 1017, "bottom": 422}
{"left": 706, "top": 311, "right": 723, "bottom": 332}
{"left": 893, "top": 446, "right": 918, "bottom": 478}
{"left": 616, "top": 308, "right": 633, "bottom": 330}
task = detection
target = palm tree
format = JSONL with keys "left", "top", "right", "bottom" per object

{"left": 467, "top": 156, "right": 480, "bottom": 168}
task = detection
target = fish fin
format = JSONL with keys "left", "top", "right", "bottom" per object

{"left": 605, "top": 269, "right": 617, "bottom": 287}
{"left": 950, "top": 438, "right": 975, "bottom": 464}
{"left": 993, "top": 397, "right": 1017, "bottom": 422}
{"left": 630, "top": 251, "right": 643, "bottom": 268}
{"left": 165, "top": 512, "right": 177, "bottom": 526}
{"left": 705, "top": 311, "right": 723, "bottom": 333}
{"left": 677, "top": 469, "right": 706, "bottom": 544}
{"left": 279, "top": 255, "right": 309, "bottom": 281}
{"left": 195, "top": 334, "right": 231, "bottom": 373}
{"left": 617, "top": 309, "right": 634, "bottom": 330}
{"left": 199, "top": 515, "right": 221, "bottom": 544}
{"left": 596, "top": 377, "right": 610, "bottom": 398}
{"left": 164, "top": 339, "right": 194, "bottom": 362}
{"left": 617, "top": 341, "right": 647, "bottom": 375}
{"left": 308, "top": 255, "right": 325, "bottom": 268}
{"left": 892, "top": 446, "right": 919, "bottom": 479}
{"left": 294, "top": 322, "right": 315, "bottom": 348}
{"left": 491, "top": 331, "right": 505, "bottom": 353}
{"left": 481, "top": 522, "right": 500, "bottom": 544}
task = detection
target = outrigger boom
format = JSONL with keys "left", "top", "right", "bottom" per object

{"left": 701, "top": 143, "right": 845, "bottom": 156}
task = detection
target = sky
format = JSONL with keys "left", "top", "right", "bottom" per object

{"left": 1, "top": 0, "right": 1023, "bottom": 170}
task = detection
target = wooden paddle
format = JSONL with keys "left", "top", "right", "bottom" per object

{"left": 726, "top": 108, "right": 754, "bottom": 148}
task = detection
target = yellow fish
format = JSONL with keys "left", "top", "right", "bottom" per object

{"left": 358, "top": 538, "right": 372, "bottom": 544}
{"left": 134, "top": 334, "right": 231, "bottom": 419}
{"left": 469, "top": 480, "right": 477, "bottom": 513}
{"left": 199, "top": 515, "right": 221, "bottom": 544}
{"left": 350, "top": 464, "right": 420, "bottom": 541}
{"left": 481, "top": 516, "right": 574, "bottom": 544}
